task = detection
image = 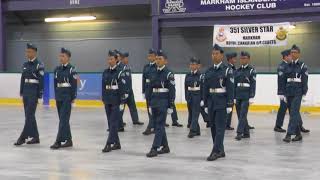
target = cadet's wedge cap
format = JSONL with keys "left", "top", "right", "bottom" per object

{"left": 108, "top": 50, "right": 117, "bottom": 58}
{"left": 240, "top": 51, "right": 250, "bottom": 58}
{"left": 61, "top": 48, "right": 71, "bottom": 57}
{"left": 213, "top": 44, "right": 224, "bottom": 53}
{"left": 190, "top": 57, "right": 200, "bottom": 64}
{"left": 226, "top": 52, "right": 237, "bottom": 60}
{"left": 291, "top": 44, "right": 301, "bottom": 52}
{"left": 281, "top": 49, "right": 291, "bottom": 57}
{"left": 27, "top": 43, "right": 37, "bottom": 51}
{"left": 148, "top": 48, "right": 156, "bottom": 55}
{"left": 156, "top": 50, "right": 167, "bottom": 59}
{"left": 121, "top": 52, "right": 129, "bottom": 57}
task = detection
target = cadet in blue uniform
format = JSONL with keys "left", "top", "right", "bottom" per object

{"left": 274, "top": 50, "right": 291, "bottom": 133}
{"left": 185, "top": 57, "right": 204, "bottom": 138}
{"left": 234, "top": 51, "right": 256, "bottom": 141}
{"left": 50, "top": 48, "right": 78, "bottom": 149}
{"left": 114, "top": 50, "right": 126, "bottom": 131}
{"left": 146, "top": 50, "right": 175, "bottom": 158}
{"left": 142, "top": 49, "right": 158, "bottom": 135}
{"left": 203, "top": 44, "right": 234, "bottom": 161}
{"left": 119, "top": 52, "right": 144, "bottom": 125}
{"left": 291, "top": 45, "right": 310, "bottom": 134}
{"left": 283, "top": 45, "right": 309, "bottom": 143}
{"left": 102, "top": 51, "right": 128, "bottom": 153}
{"left": 225, "top": 52, "right": 237, "bottom": 131}
{"left": 14, "top": 43, "right": 44, "bottom": 146}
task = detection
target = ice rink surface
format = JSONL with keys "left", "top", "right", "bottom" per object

{"left": 0, "top": 106, "right": 319, "bottom": 180}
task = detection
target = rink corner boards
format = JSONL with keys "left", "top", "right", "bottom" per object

{"left": 1, "top": 98, "right": 320, "bottom": 114}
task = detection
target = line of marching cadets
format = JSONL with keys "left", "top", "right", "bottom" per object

{"left": 14, "top": 43, "right": 310, "bottom": 161}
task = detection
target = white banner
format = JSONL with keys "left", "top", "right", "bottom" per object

{"left": 213, "top": 22, "right": 290, "bottom": 47}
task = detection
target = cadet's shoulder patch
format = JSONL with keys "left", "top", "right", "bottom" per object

{"left": 200, "top": 74, "right": 205, "bottom": 80}
{"left": 39, "top": 70, "right": 45, "bottom": 76}
{"left": 122, "top": 79, "right": 126, "bottom": 84}
{"left": 70, "top": 67, "right": 77, "bottom": 74}
{"left": 230, "top": 77, "right": 234, "bottom": 84}
{"left": 303, "top": 64, "right": 308, "bottom": 69}
{"left": 167, "top": 72, "right": 174, "bottom": 80}
{"left": 118, "top": 70, "right": 124, "bottom": 79}
{"left": 279, "top": 65, "right": 284, "bottom": 70}
{"left": 278, "top": 71, "right": 283, "bottom": 76}
{"left": 37, "top": 63, "right": 44, "bottom": 70}
{"left": 250, "top": 68, "right": 256, "bottom": 75}
{"left": 170, "top": 80, "right": 175, "bottom": 85}
{"left": 305, "top": 71, "right": 309, "bottom": 76}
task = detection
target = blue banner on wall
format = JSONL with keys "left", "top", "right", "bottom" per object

{"left": 160, "top": 0, "right": 320, "bottom": 14}
{"left": 49, "top": 73, "right": 102, "bottom": 100}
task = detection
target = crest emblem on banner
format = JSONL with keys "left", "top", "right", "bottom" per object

{"left": 215, "top": 27, "right": 227, "bottom": 42}
{"left": 163, "top": 0, "right": 186, "bottom": 14}
{"left": 276, "top": 27, "right": 288, "bottom": 41}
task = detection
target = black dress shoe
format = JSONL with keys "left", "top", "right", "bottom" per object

{"left": 14, "top": 138, "right": 25, "bottom": 146}
{"left": 50, "top": 142, "right": 61, "bottom": 149}
{"left": 283, "top": 134, "right": 291, "bottom": 143}
{"left": 118, "top": 127, "right": 125, "bottom": 132}
{"left": 123, "top": 122, "right": 127, "bottom": 126}
{"left": 301, "top": 126, "right": 310, "bottom": 133}
{"left": 158, "top": 146, "right": 170, "bottom": 154}
{"left": 146, "top": 149, "right": 158, "bottom": 158}
{"left": 111, "top": 143, "right": 121, "bottom": 150}
{"left": 142, "top": 128, "right": 154, "bottom": 135}
{"left": 102, "top": 144, "right": 112, "bottom": 153}
{"left": 218, "top": 152, "right": 226, "bottom": 158}
{"left": 133, "top": 121, "right": 144, "bottom": 125}
{"left": 242, "top": 134, "right": 250, "bottom": 139}
{"left": 187, "top": 124, "right": 190, "bottom": 128}
{"left": 292, "top": 134, "right": 303, "bottom": 142}
{"left": 249, "top": 125, "right": 255, "bottom": 130}
{"left": 188, "top": 131, "right": 195, "bottom": 138}
{"left": 165, "top": 123, "right": 170, "bottom": 127}
{"left": 26, "top": 137, "right": 40, "bottom": 144}
{"left": 274, "top": 126, "right": 286, "bottom": 133}
{"left": 172, "top": 122, "right": 183, "bottom": 127}
{"left": 226, "top": 126, "right": 234, "bottom": 131}
{"left": 206, "top": 123, "right": 210, "bottom": 128}
{"left": 235, "top": 134, "right": 242, "bottom": 141}
{"left": 61, "top": 140, "right": 73, "bottom": 148}
{"left": 207, "top": 152, "right": 220, "bottom": 161}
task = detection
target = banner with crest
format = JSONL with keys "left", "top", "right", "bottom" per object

{"left": 213, "top": 22, "right": 290, "bottom": 47}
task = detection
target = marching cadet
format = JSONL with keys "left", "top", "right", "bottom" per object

{"left": 146, "top": 50, "right": 175, "bottom": 158}
{"left": 274, "top": 50, "right": 291, "bottom": 133}
{"left": 283, "top": 45, "right": 309, "bottom": 143}
{"left": 14, "top": 43, "right": 44, "bottom": 146}
{"left": 50, "top": 48, "right": 78, "bottom": 149}
{"left": 185, "top": 57, "right": 203, "bottom": 138}
{"left": 225, "top": 52, "right": 237, "bottom": 131}
{"left": 102, "top": 50, "right": 128, "bottom": 153}
{"left": 291, "top": 45, "right": 310, "bottom": 134}
{"left": 142, "top": 49, "right": 158, "bottom": 135}
{"left": 113, "top": 50, "right": 126, "bottom": 131}
{"left": 234, "top": 51, "right": 256, "bottom": 141}
{"left": 119, "top": 52, "right": 144, "bottom": 125}
{"left": 202, "top": 44, "right": 234, "bottom": 161}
